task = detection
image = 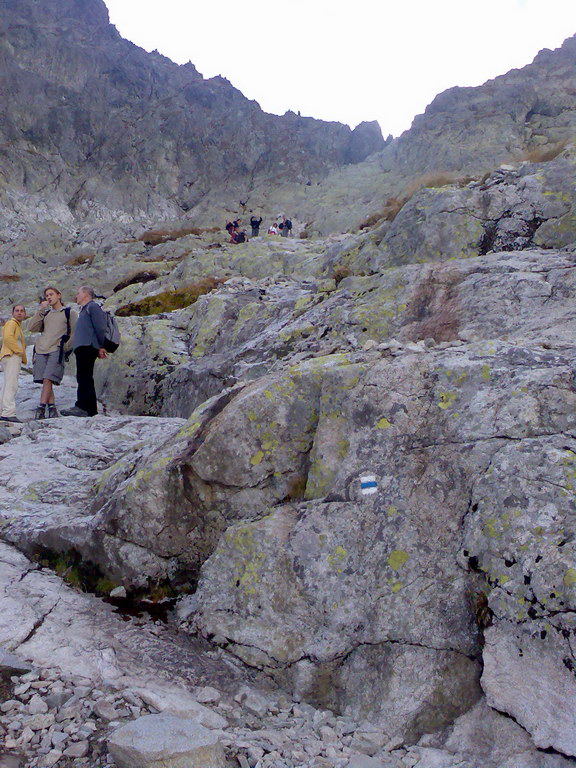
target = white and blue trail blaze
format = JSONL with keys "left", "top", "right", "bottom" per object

{"left": 360, "top": 475, "right": 378, "bottom": 495}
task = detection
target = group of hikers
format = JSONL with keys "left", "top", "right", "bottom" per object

{"left": 0, "top": 285, "right": 111, "bottom": 423}
{"left": 225, "top": 214, "right": 293, "bottom": 244}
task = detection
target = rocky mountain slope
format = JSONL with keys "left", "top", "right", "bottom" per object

{"left": 1, "top": 2, "right": 576, "bottom": 767}
{"left": 0, "top": 0, "right": 384, "bottom": 237}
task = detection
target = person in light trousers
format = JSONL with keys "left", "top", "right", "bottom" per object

{"left": 0, "top": 304, "right": 27, "bottom": 423}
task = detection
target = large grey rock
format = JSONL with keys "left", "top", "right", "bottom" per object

{"left": 133, "top": 687, "right": 228, "bottom": 730}
{"left": 0, "top": 648, "right": 33, "bottom": 675}
{"left": 98, "top": 246, "right": 576, "bottom": 420}
{"left": 460, "top": 416, "right": 576, "bottom": 755}
{"left": 0, "top": 414, "right": 186, "bottom": 585}
{"left": 181, "top": 339, "right": 574, "bottom": 735}
{"left": 107, "top": 714, "right": 226, "bottom": 768}
{"left": 343, "top": 146, "right": 576, "bottom": 272}
{"left": 410, "top": 699, "right": 575, "bottom": 768}
{"left": 482, "top": 622, "right": 576, "bottom": 757}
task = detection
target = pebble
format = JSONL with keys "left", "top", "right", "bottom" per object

{"left": 28, "top": 694, "right": 49, "bottom": 715}
{"left": 63, "top": 740, "right": 89, "bottom": 758}
{"left": 27, "top": 714, "right": 55, "bottom": 731}
{"left": 195, "top": 685, "right": 221, "bottom": 704}
{"left": 42, "top": 749, "right": 63, "bottom": 767}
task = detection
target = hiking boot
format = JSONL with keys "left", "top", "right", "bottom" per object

{"left": 47, "top": 405, "right": 59, "bottom": 419}
{"left": 60, "top": 406, "right": 90, "bottom": 417}
{"left": 0, "top": 416, "right": 22, "bottom": 423}
{"left": 34, "top": 405, "right": 46, "bottom": 420}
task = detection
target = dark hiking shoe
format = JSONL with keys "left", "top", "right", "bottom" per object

{"left": 47, "top": 405, "right": 59, "bottom": 419}
{"left": 0, "top": 416, "right": 22, "bottom": 423}
{"left": 34, "top": 405, "right": 46, "bottom": 420}
{"left": 60, "top": 406, "right": 90, "bottom": 417}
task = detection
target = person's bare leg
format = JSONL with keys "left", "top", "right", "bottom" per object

{"left": 40, "top": 379, "right": 54, "bottom": 405}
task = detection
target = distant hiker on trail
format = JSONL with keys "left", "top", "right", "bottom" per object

{"left": 28, "top": 286, "right": 78, "bottom": 420}
{"left": 61, "top": 287, "right": 107, "bottom": 418}
{"left": 230, "top": 229, "right": 248, "bottom": 244}
{"left": 225, "top": 219, "right": 241, "bottom": 236}
{"left": 0, "top": 304, "right": 27, "bottom": 423}
{"left": 281, "top": 216, "right": 293, "bottom": 238}
{"left": 268, "top": 222, "right": 278, "bottom": 235}
{"left": 250, "top": 215, "right": 263, "bottom": 237}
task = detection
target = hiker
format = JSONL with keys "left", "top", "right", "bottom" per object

{"left": 230, "top": 230, "right": 248, "bottom": 244}
{"left": 281, "top": 216, "right": 293, "bottom": 238}
{"left": 0, "top": 304, "right": 27, "bottom": 423}
{"left": 28, "top": 286, "right": 78, "bottom": 419}
{"left": 268, "top": 222, "right": 279, "bottom": 235}
{"left": 61, "top": 287, "right": 107, "bottom": 418}
{"left": 250, "top": 215, "right": 263, "bottom": 237}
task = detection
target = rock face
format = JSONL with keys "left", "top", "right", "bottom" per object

{"left": 3, "top": 5, "right": 576, "bottom": 767}
{"left": 0, "top": 0, "right": 384, "bottom": 237}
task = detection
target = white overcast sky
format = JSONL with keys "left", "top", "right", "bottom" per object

{"left": 103, "top": 0, "right": 576, "bottom": 138}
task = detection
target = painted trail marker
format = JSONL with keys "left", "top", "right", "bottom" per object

{"left": 360, "top": 475, "right": 378, "bottom": 495}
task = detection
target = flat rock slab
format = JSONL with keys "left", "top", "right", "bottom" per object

{"left": 0, "top": 647, "right": 33, "bottom": 675}
{"left": 0, "top": 370, "right": 77, "bottom": 422}
{"left": 107, "top": 713, "right": 227, "bottom": 768}
{"left": 0, "top": 413, "right": 186, "bottom": 578}
{"left": 0, "top": 541, "right": 249, "bottom": 707}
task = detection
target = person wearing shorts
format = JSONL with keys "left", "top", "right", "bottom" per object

{"left": 28, "top": 287, "right": 77, "bottom": 419}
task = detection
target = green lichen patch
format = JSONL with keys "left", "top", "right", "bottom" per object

{"left": 564, "top": 568, "right": 576, "bottom": 587}
{"left": 438, "top": 391, "right": 458, "bottom": 410}
{"left": 388, "top": 549, "right": 410, "bottom": 571}
{"left": 327, "top": 545, "right": 348, "bottom": 574}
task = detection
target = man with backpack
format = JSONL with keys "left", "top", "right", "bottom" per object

{"left": 28, "top": 286, "right": 78, "bottom": 419}
{"left": 61, "top": 286, "right": 108, "bottom": 418}
{"left": 281, "top": 216, "right": 293, "bottom": 237}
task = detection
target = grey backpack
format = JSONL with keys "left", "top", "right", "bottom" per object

{"left": 103, "top": 311, "right": 121, "bottom": 353}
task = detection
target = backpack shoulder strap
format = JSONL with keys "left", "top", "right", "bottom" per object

{"left": 64, "top": 306, "right": 71, "bottom": 337}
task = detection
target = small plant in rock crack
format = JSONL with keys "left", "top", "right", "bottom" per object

{"left": 473, "top": 591, "right": 493, "bottom": 630}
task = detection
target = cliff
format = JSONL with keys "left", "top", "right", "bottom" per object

{"left": 0, "top": 0, "right": 384, "bottom": 235}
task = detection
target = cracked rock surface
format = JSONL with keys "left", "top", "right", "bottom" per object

{"left": 2, "top": 7, "right": 576, "bottom": 765}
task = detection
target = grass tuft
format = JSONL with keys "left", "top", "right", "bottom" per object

{"left": 332, "top": 264, "right": 353, "bottom": 285}
{"left": 521, "top": 138, "right": 573, "bottom": 164}
{"left": 66, "top": 253, "right": 95, "bottom": 266}
{"left": 139, "top": 226, "right": 219, "bottom": 246}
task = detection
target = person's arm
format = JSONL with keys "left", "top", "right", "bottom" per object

{"left": 27, "top": 309, "right": 48, "bottom": 333}
{"left": 88, "top": 303, "right": 107, "bottom": 349}
{"left": 2, "top": 320, "right": 25, "bottom": 356}
{"left": 64, "top": 310, "right": 78, "bottom": 351}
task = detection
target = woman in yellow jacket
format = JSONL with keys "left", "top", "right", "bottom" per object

{"left": 0, "top": 304, "right": 27, "bottom": 422}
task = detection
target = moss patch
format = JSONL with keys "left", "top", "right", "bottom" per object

{"left": 116, "top": 277, "right": 226, "bottom": 317}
